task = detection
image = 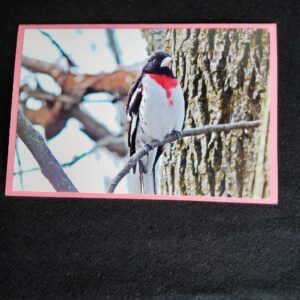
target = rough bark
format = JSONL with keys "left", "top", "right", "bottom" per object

{"left": 144, "top": 28, "right": 270, "bottom": 198}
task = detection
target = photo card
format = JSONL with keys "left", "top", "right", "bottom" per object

{"left": 5, "top": 24, "right": 278, "bottom": 204}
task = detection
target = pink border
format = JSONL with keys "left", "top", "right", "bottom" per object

{"left": 5, "top": 24, "right": 278, "bottom": 205}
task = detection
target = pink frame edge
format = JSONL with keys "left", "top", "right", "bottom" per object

{"left": 5, "top": 23, "right": 278, "bottom": 205}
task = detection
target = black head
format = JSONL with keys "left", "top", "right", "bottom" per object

{"left": 143, "top": 51, "right": 174, "bottom": 77}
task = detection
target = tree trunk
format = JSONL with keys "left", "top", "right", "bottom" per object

{"left": 143, "top": 28, "right": 270, "bottom": 198}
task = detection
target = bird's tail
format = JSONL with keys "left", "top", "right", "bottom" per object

{"left": 127, "top": 150, "right": 159, "bottom": 194}
{"left": 127, "top": 168, "right": 143, "bottom": 194}
{"left": 126, "top": 162, "right": 155, "bottom": 194}
{"left": 142, "top": 171, "right": 155, "bottom": 194}
{"left": 140, "top": 149, "right": 159, "bottom": 194}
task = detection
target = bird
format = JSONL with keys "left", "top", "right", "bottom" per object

{"left": 126, "top": 51, "right": 185, "bottom": 194}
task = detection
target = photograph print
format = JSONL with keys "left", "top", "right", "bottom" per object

{"left": 6, "top": 24, "right": 278, "bottom": 204}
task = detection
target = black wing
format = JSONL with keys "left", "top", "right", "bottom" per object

{"left": 127, "top": 73, "right": 144, "bottom": 161}
{"left": 126, "top": 72, "right": 144, "bottom": 116}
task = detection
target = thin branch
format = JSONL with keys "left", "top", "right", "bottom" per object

{"left": 17, "top": 110, "right": 78, "bottom": 192}
{"left": 15, "top": 139, "right": 24, "bottom": 190}
{"left": 13, "top": 166, "right": 42, "bottom": 176}
{"left": 71, "top": 106, "right": 128, "bottom": 156}
{"left": 107, "top": 120, "right": 261, "bottom": 193}
{"left": 84, "top": 99, "right": 115, "bottom": 103}
{"left": 40, "top": 30, "right": 77, "bottom": 68}
{"left": 106, "top": 29, "right": 122, "bottom": 65}
{"left": 60, "top": 135, "right": 125, "bottom": 167}
{"left": 13, "top": 134, "right": 125, "bottom": 176}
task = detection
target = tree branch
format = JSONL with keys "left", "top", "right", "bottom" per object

{"left": 15, "top": 140, "right": 24, "bottom": 190}
{"left": 40, "top": 30, "right": 77, "bottom": 68}
{"left": 13, "top": 134, "right": 125, "bottom": 176}
{"left": 21, "top": 56, "right": 138, "bottom": 142}
{"left": 22, "top": 55, "right": 137, "bottom": 97}
{"left": 22, "top": 85, "right": 77, "bottom": 104}
{"left": 71, "top": 106, "right": 128, "bottom": 157}
{"left": 21, "top": 97, "right": 128, "bottom": 156}
{"left": 106, "top": 29, "right": 122, "bottom": 65}
{"left": 17, "top": 110, "right": 78, "bottom": 192}
{"left": 22, "top": 55, "right": 64, "bottom": 80}
{"left": 107, "top": 120, "right": 261, "bottom": 193}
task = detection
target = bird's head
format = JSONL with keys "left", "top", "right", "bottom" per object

{"left": 143, "top": 51, "right": 174, "bottom": 77}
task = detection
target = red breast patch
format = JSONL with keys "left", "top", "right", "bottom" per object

{"left": 149, "top": 74, "right": 178, "bottom": 106}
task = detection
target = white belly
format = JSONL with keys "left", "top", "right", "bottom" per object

{"left": 139, "top": 74, "right": 185, "bottom": 142}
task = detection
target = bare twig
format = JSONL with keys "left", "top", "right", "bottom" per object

{"left": 13, "top": 134, "right": 125, "bottom": 176}
{"left": 17, "top": 110, "right": 78, "bottom": 192}
{"left": 106, "top": 29, "right": 122, "bottom": 65}
{"left": 58, "top": 135, "right": 125, "bottom": 167}
{"left": 40, "top": 30, "right": 77, "bottom": 68}
{"left": 71, "top": 106, "right": 128, "bottom": 156}
{"left": 15, "top": 140, "right": 24, "bottom": 190}
{"left": 107, "top": 120, "right": 261, "bottom": 193}
{"left": 84, "top": 99, "right": 115, "bottom": 103}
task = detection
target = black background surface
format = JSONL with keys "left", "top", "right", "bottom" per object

{"left": 0, "top": 0, "right": 299, "bottom": 299}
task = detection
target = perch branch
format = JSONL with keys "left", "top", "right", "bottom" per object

{"left": 17, "top": 110, "right": 78, "bottom": 192}
{"left": 107, "top": 120, "right": 261, "bottom": 193}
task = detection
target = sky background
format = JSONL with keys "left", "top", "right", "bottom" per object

{"left": 13, "top": 28, "right": 148, "bottom": 193}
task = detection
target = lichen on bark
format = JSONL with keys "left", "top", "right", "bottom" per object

{"left": 143, "top": 28, "right": 270, "bottom": 198}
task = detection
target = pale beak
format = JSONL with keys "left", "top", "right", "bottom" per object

{"left": 160, "top": 57, "right": 173, "bottom": 69}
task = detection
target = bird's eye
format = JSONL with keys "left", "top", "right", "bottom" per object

{"left": 152, "top": 59, "right": 157, "bottom": 64}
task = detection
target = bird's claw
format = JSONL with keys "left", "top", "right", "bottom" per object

{"left": 171, "top": 130, "right": 181, "bottom": 139}
{"left": 143, "top": 143, "right": 153, "bottom": 153}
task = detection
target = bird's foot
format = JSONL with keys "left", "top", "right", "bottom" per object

{"left": 143, "top": 143, "right": 153, "bottom": 153}
{"left": 143, "top": 139, "right": 160, "bottom": 153}
{"left": 138, "top": 160, "right": 147, "bottom": 173}
{"left": 171, "top": 130, "right": 182, "bottom": 139}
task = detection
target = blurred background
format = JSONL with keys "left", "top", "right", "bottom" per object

{"left": 13, "top": 28, "right": 148, "bottom": 193}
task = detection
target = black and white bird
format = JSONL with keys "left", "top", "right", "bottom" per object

{"left": 127, "top": 51, "right": 185, "bottom": 194}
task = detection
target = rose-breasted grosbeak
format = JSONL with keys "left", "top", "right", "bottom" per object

{"left": 127, "top": 51, "right": 185, "bottom": 194}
